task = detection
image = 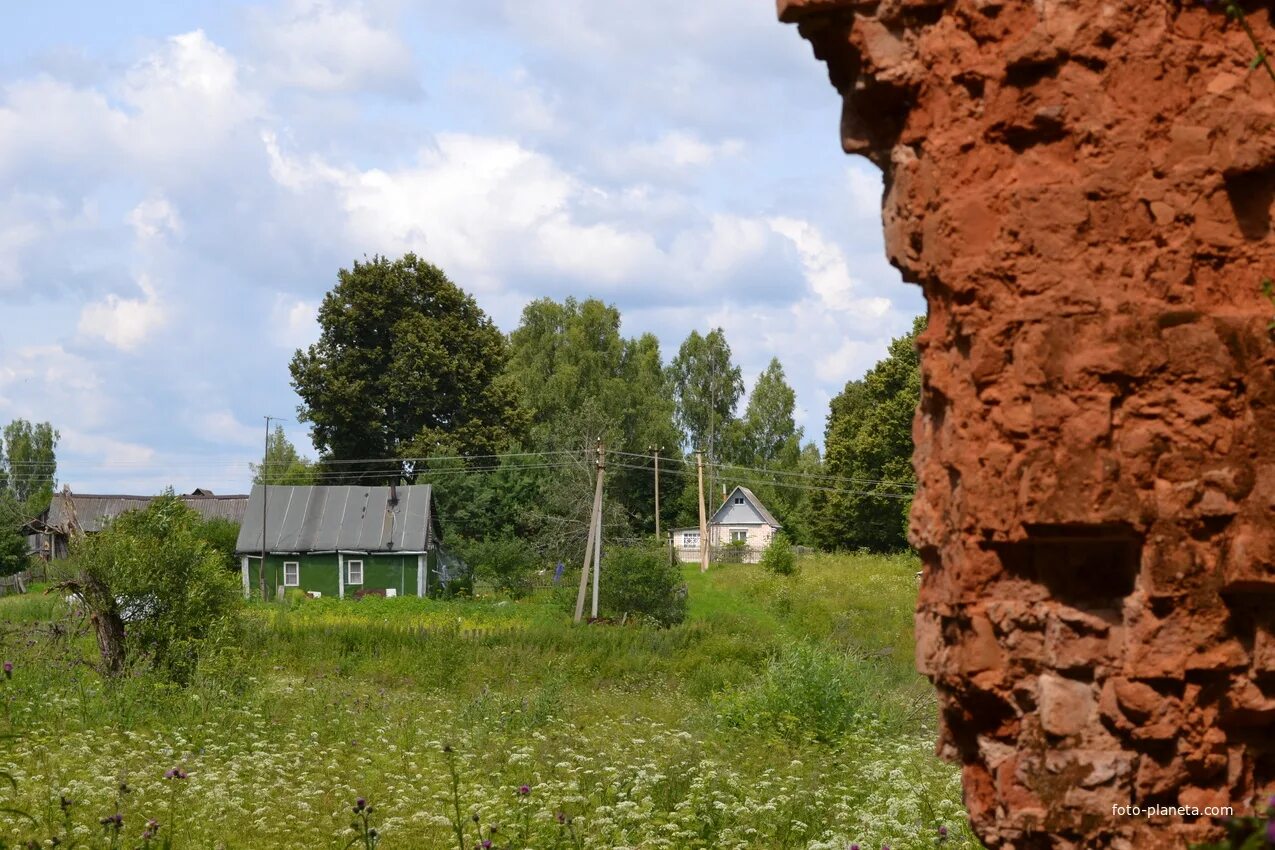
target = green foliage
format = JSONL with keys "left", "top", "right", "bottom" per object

{"left": 759, "top": 531, "right": 796, "bottom": 576}
{"left": 0, "top": 523, "right": 30, "bottom": 578}
{"left": 0, "top": 419, "right": 59, "bottom": 519}
{"left": 715, "top": 641, "right": 887, "bottom": 744}
{"left": 668, "top": 328, "right": 743, "bottom": 461}
{"left": 1190, "top": 795, "right": 1274, "bottom": 849}
{"left": 290, "top": 254, "right": 526, "bottom": 483}
{"left": 505, "top": 297, "right": 681, "bottom": 539}
{"left": 251, "top": 424, "right": 316, "bottom": 485}
{"left": 597, "top": 544, "right": 687, "bottom": 626}
{"left": 456, "top": 537, "right": 540, "bottom": 598}
{"left": 813, "top": 317, "right": 924, "bottom": 552}
{"left": 59, "top": 493, "right": 243, "bottom": 683}
{"left": 0, "top": 551, "right": 977, "bottom": 848}
{"left": 193, "top": 517, "right": 241, "bottom": 572}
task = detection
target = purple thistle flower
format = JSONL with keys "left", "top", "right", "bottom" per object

{"left": 556, "top": 811, "right": 566, "bottom": 824}
{"left": 1268, "top": 794, "right": 1275, "bottom": 811}
{"left": 3, "top": 661, "right": 12, "bottom": 678}
{"left": 518, "top": 784, "right": 531, "bottom": 796}
{"left": 356, "top": 797, "right": 366, "bottom": 810}
{"left": 850, "top": 845, "right": 860, "bottom": 850}
{"left": 1267, "top": 820, "right": 1275, "bottom": 844}
{"left": 481, "top": 841, "right": 492, "bottom": 849}
{"left": 939, "top": 824, "right": 949, "bottom": 839}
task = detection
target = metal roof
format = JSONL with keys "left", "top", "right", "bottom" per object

{"left": 44, "top": 492, "right": 249, "bottom": 533}
{"left": 235, "top": 485, "right": 436, "bottom": 554}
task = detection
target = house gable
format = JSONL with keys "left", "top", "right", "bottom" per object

{"left": 708, "top": 486, "right": 780, "bottom": 528}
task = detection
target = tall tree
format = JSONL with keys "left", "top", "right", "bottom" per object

{"left": 251, "top": 425, "right": 317, "bottom": 485}
{"left": 733, "top": 358, "right": 802, "bottom": 468}
{"left": 505, "top": 297, "right": 681, "bottom": 538}
{"left": 812, "top": 317, "right": 924, "bottom": 552}
{"left": 668, "top": 328, "right": 743, "bottom": 460}
{"left": 0, "top": 420, "right": 59, "bottom": 517}
{"left": 289, "top": 254, "right": 525, "bottom": 483}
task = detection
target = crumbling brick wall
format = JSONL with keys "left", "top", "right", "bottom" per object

{"left": 777, "top": 0, "right": 1275, "bottom": 846}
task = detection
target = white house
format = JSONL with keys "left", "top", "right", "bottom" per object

{"left": 671, "top": 485, "right": 781, "bottom": 563}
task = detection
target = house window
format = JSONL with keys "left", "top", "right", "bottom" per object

{"left": 682, "top": 532, "right": 700, "bottom": 547}
{"left": 730, "top": 529, "right": 748, "bottom": 543}
{"left": 283, "top": 562, "right": 300, "bottom": 587}
{"left": 734, "top": 497, "right": 744, "bottom": 505}
{"left": 347, "top": 559, "right": 363, "bottom": 585}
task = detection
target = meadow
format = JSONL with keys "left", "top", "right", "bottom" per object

{"left": 0, "top": 553, "right": 976, "bottom": 849}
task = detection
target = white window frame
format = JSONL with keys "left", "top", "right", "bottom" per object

{"left": 682, "top": 532, "right": 700, "bottom": 547}
{"left": 283, "top": 561, "right": 300, "bottom": 587}
{"left": 730, "top": 529, "right": 748, "bottom": 543}
{"left": 734, "top": 496, "right": 745, "bottom": 505}
{"left": 347, "top": 559, "right": 364, "bottom": 585}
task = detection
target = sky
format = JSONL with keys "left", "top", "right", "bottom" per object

{"left": 0, "top": 0, "right": 925, "bottom": 495}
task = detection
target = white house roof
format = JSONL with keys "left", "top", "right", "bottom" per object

{"left": 235, "top": 485, "right": 436, "bottom": 554}
{"left": 667, "top": 487, "right": 781, "bottom": 532}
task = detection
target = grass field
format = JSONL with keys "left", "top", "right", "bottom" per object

{"left": 0, "top": 553, "right": 976, "bottom": 849}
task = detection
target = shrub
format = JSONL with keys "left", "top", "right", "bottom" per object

{"left": 456, "top": 537, "right": 539, "bottom": 598}
{"left": 56, "top": 492, "right": 243, "bottom": 683}
{"left": 598, "top": 544, "right": 687, "bottom": 626}
{"left": 715, "top": 641, "right": 885, "bottom": 743}
{"left": 195, "top": 516, "right": 241, "bottom": 572}
{"left": 759, "top": 532, "right": 796, "bottom": 576}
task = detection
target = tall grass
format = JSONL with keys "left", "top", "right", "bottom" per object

{"left": 0, "top": 551, "right": 976, "bottom": 848}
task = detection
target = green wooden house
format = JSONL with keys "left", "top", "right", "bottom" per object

{"left": 235, "top": 484, "right": 441, "bottom": 599}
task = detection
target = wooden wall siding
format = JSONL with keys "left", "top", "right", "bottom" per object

{"left": 244, "top": 552, "right": 422, "bottom": 599}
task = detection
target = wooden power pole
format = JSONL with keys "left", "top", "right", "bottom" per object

{"left": 649, "top": 445, "right": 662, "bottom": 539}
{"left": 696, "top": 450, "right": 709, "bottom": 573}
{"left": 574, "top": 440, "right": 606, "bottom": 623}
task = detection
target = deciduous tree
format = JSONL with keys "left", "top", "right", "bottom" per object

{"left": 811, "top": 317, "right": 923, "bottom": 552}
{"left": 290, "top": 254, "right": 525, "bottom": 483}
{"left": 250, "top": 424, "right": 316, "bottom": 485}
{"left": 0, "top": 419, "right": 59, "bottom": 517}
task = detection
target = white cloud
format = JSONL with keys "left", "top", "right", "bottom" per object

{"left": 77, "top": 276, "right": 166, "bottom": 352}
{"left": 0, "top": 344, "right": 110, "bottom": 430}
{"left": 189, "top": 409, "right": 261, "bottom": 448}
{"left": 264, "top": 130, "right": 666, "bottom": 291}
{"left": 60, "top": 429, "right": 157, "bottom": 467}
{"left": 769, "top": 216, "right": 891, "bottom": 316}
{"left": 119, "top": 31, "right": 262, "bottom": 172}
{"left": 609, "top": 131, "right": 745, "bottom": 178}
{"left": 128, "top": 197, "right": 182, "bottom": 241}
{"left": 272, "top": 295, "right": 320, "bottom": 349}
{"left": 251, "top": 0, "right": 418, "bottom": 96}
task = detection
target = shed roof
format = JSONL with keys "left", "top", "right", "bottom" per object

{"left": 235, "top": 485, "right": 436, "bottom": 554}
{"left": 44, "top": 492, "right": 249, "bottom": 533}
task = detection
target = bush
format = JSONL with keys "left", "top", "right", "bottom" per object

{"left": 195, "top": 516, "right": 241, "bottom": 571}
{"left": 456, "top": 537, "right": 539, "bottom": 598}
{"left": 56, "top": 492, "right": 243, "bottom": 683}
{"left": 759, "top": 532, "right": 796, "bottom": 576}
{"left": 598, "top": 544, "right": 687, "bottom": 626}
{"left": 715, "top": 641, "right": 885, "bottom": 743}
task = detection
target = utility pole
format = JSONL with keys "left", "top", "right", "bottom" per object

{"left": 696, "top": 450, "right": 709, "bottom": 573}
{"left": 575, "top": 440, "right": 606, "bottom": 623}
{"left": 648, "top": 445, "right": 662, "bottom": 539}
{"left": 260, "top": 415, "right": 286, "bottom": 600}
{"left": 591, "top": 442, "right": 604, "bottom": 620}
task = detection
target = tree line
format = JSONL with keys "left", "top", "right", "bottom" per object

{"left": 267, "top": 253, "right": 924, "bottom": 557}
